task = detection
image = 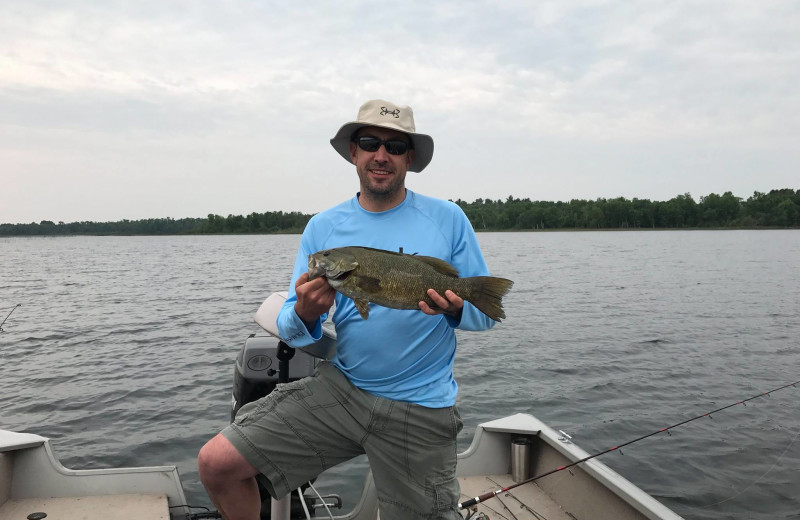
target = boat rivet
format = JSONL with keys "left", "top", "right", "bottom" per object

{"left": 28, "top": 513, "right": 47, "bottom": 520}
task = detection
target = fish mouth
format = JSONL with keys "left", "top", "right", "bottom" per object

{"left": 307, "top": 255, "right": 326, "bottom": 280}
{"left": 308, "top": 267, "right": 351, "bottom": 282}
{"left": 308, "top": 265, "right": 325, "bottom": 280}
{"left": 307, "top": 257, "right": 353, "bottom": 282}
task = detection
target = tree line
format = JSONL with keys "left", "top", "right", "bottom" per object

{"left": 456, "top": 189, "right": 799, "bottom": 230}
{"left": 0, "top": 211, "right": 312, "bottom": 236}
{"left": 1, "top": 189, "right": 797, "bottom": 236}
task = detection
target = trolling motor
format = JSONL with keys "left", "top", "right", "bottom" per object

{"left": 231, "top": 291, "right": 336, "bottom": 419}
{"left": 231, "top": 334, "right": 315, "bottom": 421}
{"left": 231, "top": 292, "right": 340, "bottom": 519}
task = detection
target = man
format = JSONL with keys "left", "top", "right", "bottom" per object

{"left": 198, "top": 99, "right": 500, "bottom": 520}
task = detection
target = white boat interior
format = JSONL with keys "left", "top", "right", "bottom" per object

{"left": 0, "top": 428, "right": 189, "bottom": 520}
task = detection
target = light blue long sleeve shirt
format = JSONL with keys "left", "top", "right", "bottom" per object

{"left": 276, "top": 190, "right": 497, "bottom": 407}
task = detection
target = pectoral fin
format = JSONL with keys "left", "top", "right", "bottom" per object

{"left": 354, "top": 298, "right": 370, "bottom": 319}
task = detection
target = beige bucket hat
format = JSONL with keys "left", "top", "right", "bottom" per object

{"left": 330, "top": 99, "right": 434, "bottom": 173}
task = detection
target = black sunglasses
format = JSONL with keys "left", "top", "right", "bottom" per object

{"left": 355, "top": 136, "right": 411, "bottom": 155}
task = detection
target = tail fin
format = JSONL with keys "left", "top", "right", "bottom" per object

{"left": 466, "top": 276, "right": 514, "bottom": 321}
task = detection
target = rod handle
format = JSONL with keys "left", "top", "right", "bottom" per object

{"left": 459, "top": 497, "right": 479, "bottom": 509}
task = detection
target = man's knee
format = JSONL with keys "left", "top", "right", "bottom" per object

{"left": 198, "top": 434, "right": 259, "bottom": 484}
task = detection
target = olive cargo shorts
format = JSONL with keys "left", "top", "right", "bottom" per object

{"left": 221, "top": 361, "right": 464, "bottom": 520}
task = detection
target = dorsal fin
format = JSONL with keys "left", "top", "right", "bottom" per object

{"left": 413, "top": 255, "right": 460, "bottom": 277}
{"left": 353, "top": 246, "right": 404, "bottom": 256}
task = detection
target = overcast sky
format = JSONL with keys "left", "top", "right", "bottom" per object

{"left": 2, "top": 1, "right": 798, "bottom": 224}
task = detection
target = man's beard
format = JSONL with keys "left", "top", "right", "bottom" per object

{"left": 363, "top": 177, "right": 404, "bottom": 199}
{"left": 360, "top": 164, "right": 406, "bottom": 201}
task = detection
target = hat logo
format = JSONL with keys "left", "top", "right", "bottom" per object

{"left": 380, "top": 107, "right": 400, "bottom": 118}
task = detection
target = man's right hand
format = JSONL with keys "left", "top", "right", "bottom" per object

{"left": 294, "top": 272, "right": 336, "bottom": 330}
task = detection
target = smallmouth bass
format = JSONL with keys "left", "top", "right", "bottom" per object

{"left": 307, "top": 246, "right": 513, "bottom": 321}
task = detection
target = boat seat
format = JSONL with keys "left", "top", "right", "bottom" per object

{"left": 0, "top": 493, "right": 169, "bottom": 520}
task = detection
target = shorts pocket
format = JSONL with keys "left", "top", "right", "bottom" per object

{"left": 406, "top": 405, "right": 463, "bottom": 447}
{"left": 277, "top": 370, "right": 346, "bottom": 411}
{"left": 233, "top": 379, "right": 312, "bottom": 426}
{"left": 429, "top": 471, "right": 460, "bottom": 513}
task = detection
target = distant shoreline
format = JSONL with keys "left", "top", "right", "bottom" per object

{"left": 2, "top": 190, "right": 798, "bottom": 236}
{"left": 2, "top": 227, "right": 798, "bottom": 238}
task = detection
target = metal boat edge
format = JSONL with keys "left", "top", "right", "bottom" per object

{"left": 0, "top": 429, "right": 190, "bottom": 519}
{"left": 457, "top": 413, "right": 683, "bottom": 520}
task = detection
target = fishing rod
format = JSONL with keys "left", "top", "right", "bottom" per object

{"left": 0, "top": 304, "right": 21, "bottom": 332}
{"left": 459, "top": 378, "right": 800, "bottom": 510}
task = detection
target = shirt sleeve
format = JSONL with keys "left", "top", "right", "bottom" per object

{"left": 276, "top": 231, "right": 328, "bottom": 347}
{"left": 445, "top": 208, "right": 499, "bottom": 332}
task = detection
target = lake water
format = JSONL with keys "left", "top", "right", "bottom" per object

{"left": 1, "top": 231, "right": 798, "bottom": 519}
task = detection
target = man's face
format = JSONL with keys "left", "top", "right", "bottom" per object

{"left": 349, "top": 126, "right": 414, "bottom": 207}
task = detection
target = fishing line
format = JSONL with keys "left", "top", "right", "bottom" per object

{"left": 699, "top": 425, "right": 800, "bottom": 509}
{"left": 485, "top": 476, "right": 550, "bottom": 520}
{"left": 0, "top": 304, "right": 21, "bottom": 332}
{"left": 459, "top": 379, "right": 800, "bottom": 510}
{"left": 493, "top": 492, "right": 521, "bottom": 520}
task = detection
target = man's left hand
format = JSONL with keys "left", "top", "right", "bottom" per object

{"left": 419, "top": 289, "right": 464, "bottom": 317}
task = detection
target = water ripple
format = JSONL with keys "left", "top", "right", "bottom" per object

{"left": 2, "top": 232, "right": 799, "bottom": 519}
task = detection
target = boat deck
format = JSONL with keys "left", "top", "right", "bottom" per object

{"left": 459, "top": 474, "right": 573, "bottom": 520}
{"left": 0, "top": 493, "right": 169, "bottom": 520}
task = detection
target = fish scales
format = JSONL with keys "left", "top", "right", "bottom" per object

{"left": 307, "top": 246, "right": 513, "bottom": 321}
{"left": 352, "top": 252, "right": 467, "bottom": 308}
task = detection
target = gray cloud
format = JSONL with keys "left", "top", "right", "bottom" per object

{"left": 2, "top": 0, "right": 798, "bottom": 223}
